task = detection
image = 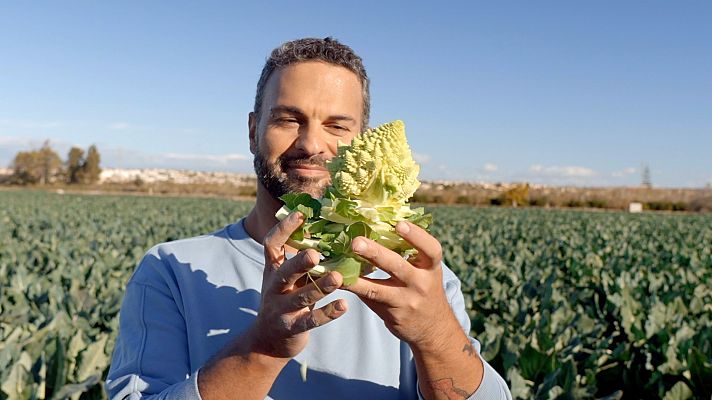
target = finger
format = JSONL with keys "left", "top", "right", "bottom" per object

{"left": 351, "top": 237, "right": 413, "bottom": 282}
{"left": 294, "top": 299, "right": 348, "bottom": 333}
{"left": 283, "top": 272, "right": 343, "bottom": 312}
{"left": 263, "top": 212, "right": 304, "bottom": 266}
{"left": 394, "top": 221, "right": 442, "bottom": 268}
{"left": 342, "top": 276, "right": 397, "bottom": 305}
{"left": 270, "top": 249, "right": 320, "bottom": 293}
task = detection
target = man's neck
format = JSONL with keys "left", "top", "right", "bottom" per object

{"left": 244, "top": 183, "right": 282, "bottom": 246}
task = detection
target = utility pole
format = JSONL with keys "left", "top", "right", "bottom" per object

{"left": 641, "top": 164, "right": 652, "bottom": 188}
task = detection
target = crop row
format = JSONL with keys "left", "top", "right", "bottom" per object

{"left": 0, "top": 191, "right": 710, "bottom": 399}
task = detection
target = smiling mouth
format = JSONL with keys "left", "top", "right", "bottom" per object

{"left": 287, "top": 164, "right": 328, "bottom": 172}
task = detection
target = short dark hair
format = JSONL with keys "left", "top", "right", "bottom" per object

{"left": 253, "top": 37, "right": 370, "bottom": 130}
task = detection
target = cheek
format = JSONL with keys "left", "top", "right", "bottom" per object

{"left": 259, "top": 130, "right": 294, "bottom": 160}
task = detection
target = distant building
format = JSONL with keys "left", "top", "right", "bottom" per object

{"left": 99, "top": 168, "right": 255, "bottom": 186}
{"left": 629, "top": 202, "right": 643, "bottom": 213}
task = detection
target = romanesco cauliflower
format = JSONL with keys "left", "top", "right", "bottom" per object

{"left": 276, "top": 120, "right": 431, "bottom": 286}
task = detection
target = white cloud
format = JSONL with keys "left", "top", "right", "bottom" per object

{"left": 162, "top": 153, "right": 248, "bottom": 163}
{"left": 612, "top": 167, "right": 637, "bottom": 178}
{"left": 108, "top": 122, "right": 142, "bottom": 130}
{"left": 412, "top": 151, "right": 431, "bottom": 164}
{"left": 102, "top": 147, "right": 250, "bottom": 172}
{"left": 0, "top": 136, "right": 31, "bottom": 146}
{"left": 483, "top": 163, "right": 498, "bottom": 172}
{"left": 529, "top": 164, "right": 596, "bottom": 177}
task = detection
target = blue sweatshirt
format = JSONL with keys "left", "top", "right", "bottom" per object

{"left": 106, "top": 218, "right": 512, "bottom": 399}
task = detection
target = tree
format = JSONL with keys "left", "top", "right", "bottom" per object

{"left": 11, "top": 151, "right": 41, "bottom": 184}
{"left": 81, "top": 145, "right": 102, "bottom": 184}
{"left": 38, "top": 141, "right": 63, "bottom": 184}
{"left": 67, "top": 147, "right": 85, "bottom": 184}
{"left": 10, "top": 140, "right": 63, "bottom": 184}
{"left": 502, "top": 183, "right": 530, "bottom": 207}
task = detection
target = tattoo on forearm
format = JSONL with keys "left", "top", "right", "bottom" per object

{"left": 430, "top": 378, "right": 470, "bottom": 400}
{"left": 462, "top": 343, "right": 475, "bottom": 357}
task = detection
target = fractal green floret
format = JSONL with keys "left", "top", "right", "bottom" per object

{"left": 275, "top": 120, "right": 432, "bottom": 286}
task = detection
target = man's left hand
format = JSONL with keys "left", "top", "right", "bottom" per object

{"left": 343, "top": 220, "right": 459, "bottom": 351}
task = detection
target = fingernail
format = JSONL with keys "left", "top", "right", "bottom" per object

{"left": 322, "top": 272, "right": 339, "bottom": 288}
{"left": 352, "top": 239, "right": 366, "bottom": 253}
{"left": 292, "top": 212, "right": 303, "bottom": 222}
{"left": 335, "top": 300, "right": 345, "bottom": 311}
{"left": 306, "top": 251, "right": 318, "bottom": 265}
{"left": 396, "top": 221, "right": 410, "bottom": 235}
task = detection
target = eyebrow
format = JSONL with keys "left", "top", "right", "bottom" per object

{"left": 269, "top": 105, "right": 357, "bottom": 125}
{"left": 269, "top": 105, "right": 306, "bottom": 118}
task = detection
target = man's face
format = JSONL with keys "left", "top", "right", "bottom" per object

{"left": 250, "top": 61, "right": 364, "bottom": 199}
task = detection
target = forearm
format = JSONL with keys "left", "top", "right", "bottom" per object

{"left": 412, "top": 313, "right": 484, "bottom": 400}
{"left": 198, "top": 331, "right": 288, "bottom": 400}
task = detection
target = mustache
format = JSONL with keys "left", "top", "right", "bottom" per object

{"left": 280, "top": 154, "right": 328, "bottom": 169}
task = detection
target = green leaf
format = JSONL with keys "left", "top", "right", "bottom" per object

{"left": 47, "top": 336, "right": 66, "bottom": 399}
{"left": 406, "top": 210, "right": 432, "bottom": 229}
{"left": 295, "top": 204, "right": 316, "bottom": 220}
{"left": 66, "top": 331, "right": 86, "bottom": 377}
{"left": 687, "top": 347, "right": 712, "bottom": 396}
{"left": 1, "top": 352, "right": 32, "bottom": 400}
{"left": 279, "top": 193, "right": 321, "bottom": 219}
{"left": 37, "top": 352, "right": 47, "bottom": 400}
{"left": 330, "top": 231, "right": 350, "bottom": 255}
{"left": 75, "top": 334, "right": 109, "bottom": 382}
{"left": 305, "top": 219, "right": 329, "bottom": 234}
{"left": 662, "top": 381, "right": 692, "bottom": 400}
{"left": 345, "top": 221, "right": 371, "bottom": 239}
{"left": 506, "top": 368, "right": 533, "bottom": 400}
{"left": 319, "top": 256, "right": 363, "bottom": 286}
{"left": 519, "top": 344, "right": 555, "bottom": 382}
{"left": 51, "top": 375, "right": 100, "bottom": 400}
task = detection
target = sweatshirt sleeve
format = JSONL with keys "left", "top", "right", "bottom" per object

{"left": 421, "top": 266, "right": 512, "bottom": 400}
{"left": 106, "top": 253, "right": 203, "bottom": 400}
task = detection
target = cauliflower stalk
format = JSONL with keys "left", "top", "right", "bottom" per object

{"left": 275, "top": 120, "right": 432, "bottom": 286}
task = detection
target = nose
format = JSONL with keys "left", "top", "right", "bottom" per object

{"left": 294, "top": 123, "right": 325, "bottom": 155}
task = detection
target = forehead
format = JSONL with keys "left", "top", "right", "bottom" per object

{"left": 262, "top": 61, "right": 363, "bottom": 120}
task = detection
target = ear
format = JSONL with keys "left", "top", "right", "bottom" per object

{"left": 248, "top": 112, "right": 258, "bottom": 155}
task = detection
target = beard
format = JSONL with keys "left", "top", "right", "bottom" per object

{"left": 253, "top": 149, "right": 330, "bottom": 199}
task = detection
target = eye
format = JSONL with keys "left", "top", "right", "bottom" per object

{"left": 327, "top": 124, "right": 349, "bottom": 133}
{"left": 274, "top": 117, "right": 300, "bottom": 126}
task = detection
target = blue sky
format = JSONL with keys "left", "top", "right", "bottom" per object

{"left": 1, "top": 1, "right": 710, "bottom": 187}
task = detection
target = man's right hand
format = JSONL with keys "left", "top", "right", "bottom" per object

{"left": 248, "top": 211, "right": 347, "bottom": 358}
{"left": 198, "top": 211, "right": 346, "bottom": 400}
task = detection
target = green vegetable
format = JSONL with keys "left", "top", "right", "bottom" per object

{"left": 2, "top": 190, "right": 711, "bottom": 397}
{"left": 276, "top": 120, "right": 432, "bottom": 285}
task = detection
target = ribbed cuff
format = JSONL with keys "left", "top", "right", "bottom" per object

{"left": 469, "top": 359, "right": 511, "bottom": 400}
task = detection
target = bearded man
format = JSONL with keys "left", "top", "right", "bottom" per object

{"left": 107, "top": 37, "right": 511, "bottom": 400}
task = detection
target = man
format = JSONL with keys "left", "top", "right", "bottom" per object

{"left": 107, "top": 37, "right": 511, "bottom": 399}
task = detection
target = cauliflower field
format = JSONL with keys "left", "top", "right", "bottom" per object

{"left": 1, "top": 190, "right": 710, "bottom": 399}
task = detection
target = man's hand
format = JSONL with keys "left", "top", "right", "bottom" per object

{"left": 250, "top": 211, "right": 347, "bottom": 358}
{"left": 344, "top": 220, "right": 454, "bottom": 348}
{"left": 344, "top": 220, "right": 484, "bottom": 399}
{"left": 198, "top": 211, "right": 346, "bottom": 400}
